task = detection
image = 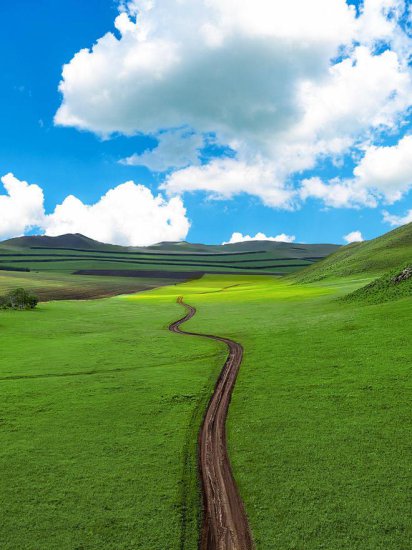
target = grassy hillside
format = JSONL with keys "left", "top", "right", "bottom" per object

{"left": 292, "top": 222, "right": 412, "bottom": 283}
{"left": 344, "top": 264, "right": 412, "bottom": 304}
{"left": 2, "top": 233, "right": 338, "bottom": 256}
{"left": 0, "top": 234, "right": 339, "bottom": 301}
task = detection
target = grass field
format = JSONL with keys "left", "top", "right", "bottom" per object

{"left": 0, "top": 296, "right": 226, "bottom": 549}
{"left": 0, "top": 269, "right": 195, "bottom": 301}
{"left": 129, "top": 276, "right": 412, "bottom": 549}
{"left": 1, "top": 274, "right": 411, "bottom": 548}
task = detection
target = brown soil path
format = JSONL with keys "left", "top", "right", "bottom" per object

{"left": 169, "top": 297, "right": 254, "bottom": 550}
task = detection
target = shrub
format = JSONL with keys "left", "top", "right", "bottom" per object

{"left": 0, "top": 288, "right": 38, "bottom": 310}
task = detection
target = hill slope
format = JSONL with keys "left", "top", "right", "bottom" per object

{"left": 292, "top": 223, "right": 412, "bottom": 283}
{"left": 343, "top": 265, "right": 412, "bottom": 304}
{"left": 2, "top": 233, "right": 122, "bottom": 251}
{"left": 0, "top": 234, "right": 339, "bottom": 276}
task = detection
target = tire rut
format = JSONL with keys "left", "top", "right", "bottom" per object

{"left": 169, "top": 296, "right": 254, "bottom": 550}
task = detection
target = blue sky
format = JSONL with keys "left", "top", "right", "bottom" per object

{"left": 0, "top": 0, "right": 411, "bottom": 246}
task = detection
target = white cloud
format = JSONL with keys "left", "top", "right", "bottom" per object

{"left": 0, "top": 173, "right": 44, "bottom": 240}
{"left": 54, "top": 0, "right": 412, "bottom": 208}
{"left": 294, "top": 46, "right": 411, "bottom": 148}
{"left": 357, "top": 0, "right": 409, "bottom": 47}
{"left": 353, "top": 135, "right": 412, "bottom": 203}
{"left": 120, "top": 128, "right": 204, "bottom": 171}
{"left": 0, "top": 174, "right": 190, "bottom": 246}
{"left": 55, "top": 0, "right": 357, "bottom": 139}
{"left": 44, "top": 182, "right": 190, "bottom": 246}
{"left": 299, "top": 177, "right": 377, "bottom": 209}
{"left": 300, "top": 134, "right": 412, "bottom": 208}
{"left": 224, "top": 232, "right": 296, "bottom": 244}
{"left": 162, "top": 157, "right": 295, "bottom": 208}
{"left": 343, "top": 230, "right": 364, "bottom": 244}
{"left": 382, "top": 209, "right": 412, "bottom": 226}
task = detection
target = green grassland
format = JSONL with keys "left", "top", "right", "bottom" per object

{"left": 1, "top": 271, "right": 411, "bottom": 549}
{"left": 131, "top": 275, "right": 411, "bottom": 549}
{"left": 0, "top": 296, "right": 226, "bottom": 549}
{"left": 292, "top": 222, "right": 412, "bottom": 283}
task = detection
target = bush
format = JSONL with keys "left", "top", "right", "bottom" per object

{"left": 0, "top": 288, "right": 38, "bottom": 310}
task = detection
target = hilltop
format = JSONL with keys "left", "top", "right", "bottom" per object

{"left": 292, "top": 222, "right": 412, "bottom": 283}
{"left": 1, "top": 233, "right": 121, "bottom": 252}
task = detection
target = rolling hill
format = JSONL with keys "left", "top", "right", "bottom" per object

{"left": 0, "top": 233, "right": 339, "bottom": 300}
{"left": 291, "top": 222, "right": 412, "bottom": 283}
{"left": 0, "top": 233, "right": 339, "bottom": 276}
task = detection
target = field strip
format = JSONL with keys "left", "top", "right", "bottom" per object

{"left": 170, "top": 297, "right": 254, "bottom": 550}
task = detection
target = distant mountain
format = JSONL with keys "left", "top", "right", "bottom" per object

{"left": 1, "top": 233, "right": 117, "bottom": 251}
{"left": 0, "top": 233, "right": 340, "bottom": 258}
{"left": 292, "top": 222, "right": 412, "bottom": 283}
{"left": 0, "top": 233, "right": 340, "bottom": 277}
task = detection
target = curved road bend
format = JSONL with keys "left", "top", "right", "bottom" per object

{"left": 169, "top": 296, "right": 254, "bottom": 550}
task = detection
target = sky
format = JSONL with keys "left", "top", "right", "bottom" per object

{"left": 0, "top": 0, "right": 411, "bottom": 246}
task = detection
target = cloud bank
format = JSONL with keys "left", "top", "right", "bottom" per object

{"left": 224, "top": 232, "right": 296, "bottom": 245}
{"left": 54, "top": 0, "right": 412, "bottom": 210}
{"left": 0, "top": 174, "right": 190, "bottom": 246}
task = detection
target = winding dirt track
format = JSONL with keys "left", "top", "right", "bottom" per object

{"left": 169, "top": 297, "right": 254, "bottom": 550}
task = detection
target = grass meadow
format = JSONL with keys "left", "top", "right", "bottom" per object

{"left": 130, "top": 276, "right": 412, "bottom": 549}
{"left": 0, "top": 295, "right": 225, "bottom": 549}
{"left": 1, "top": 274, "right": 411, "bottom": 548}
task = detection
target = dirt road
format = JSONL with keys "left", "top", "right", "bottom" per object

{"left": 169, "top": 297, "right": 254, "bottom": 550}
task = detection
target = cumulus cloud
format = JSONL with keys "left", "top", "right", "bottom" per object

{"left": 0, "top": 174, "right": 190, "bottom": 246}
{"left": 300, "top": 177, "right": 377, "bottom": 209}
{"left": 295, "top": 46, "right": 411, "bottom": 147}
{"left": 120, "top": 128, "right": 204, "bottom": 172}
{"left": 43, "top": 182, "right": 190, "bottom": 246}
{"left": 353, "top": 135, "right": 412, "bottom": 203}
{"left": 382, "top": 209, "right": 412, "bottom": 226}
{"left": 343, "top": 230, "right": 364, "bottom": 244}
{"left": 224, "top": 232, "right": 296, "bottom": 244}
{"left": 55, "top": 0, "right": 357, "bottom": 139}
{"left": 0, "top": 173, "right": 44, "bottom": 240}
{"left": 300, "top": 134, "right": 412, "bottom": 208}
{"left": 54, "top": 0, "right": 412, "bottom": 208}
{"left": 162, "top": 157, "right": 296, "bottom": 208}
